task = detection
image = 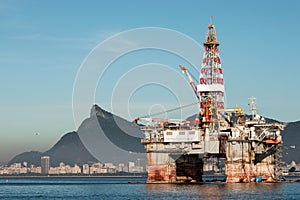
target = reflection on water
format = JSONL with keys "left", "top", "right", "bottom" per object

{"left": 0, "top": 177, "right": 298, "bottom": 200}
{"left": 145, "top": 183, "right": 284, "bottom": 199}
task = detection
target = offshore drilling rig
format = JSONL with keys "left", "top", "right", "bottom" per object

{"left": 137, "top": 19, "right": 285, "bottom": 183}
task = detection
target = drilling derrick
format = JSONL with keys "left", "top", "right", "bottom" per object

{"left": 199, "top": 20, "right": 225, "bottom": 132}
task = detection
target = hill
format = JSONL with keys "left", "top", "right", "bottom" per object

{"left": 8, "top": 105, "right": 145, "bottom": 166}
{"left": 76, "top": 104, "right": 145, "bottom": 164}
{"left": 282, "top": 121, "right": 300, "bottom": 163}
{"left": 9, "top": 131, "right": 98, "bottom": 166}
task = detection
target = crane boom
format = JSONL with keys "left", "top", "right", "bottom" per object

{"left": 179, "top": 64, "right": 199, "bottom": 100}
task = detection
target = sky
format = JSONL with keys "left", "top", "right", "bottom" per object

{"left": 0, "top": 0, "right": 299, "bottom": 164}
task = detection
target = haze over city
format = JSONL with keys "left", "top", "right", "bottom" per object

{"left": 1, "top": 0, "right": 299, "bottom": 165}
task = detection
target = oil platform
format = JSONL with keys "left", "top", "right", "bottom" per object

{"left": 136, "top": 19, "right": 285, "bottom": 183}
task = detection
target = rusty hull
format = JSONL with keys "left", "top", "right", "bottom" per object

{"left": 146, "top": 152, "right": 176, "bottom": 183}
{"left": 146, "top": 151, "right": 204, "bottom": 183}
{"left": 225, "top": 141, "right": 276, "bottom": 183}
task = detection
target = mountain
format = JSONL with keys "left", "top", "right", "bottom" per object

{"left": 8, "top": 105, "right": 145, "bottom": 167}
{"left": 282, "top": 121, "right": 300, "bottom": 163}
{"left": 8, "top": 151, "right": 43, "bottom": 166}
{"left": 76, "top": 105, "right": 145, "bottom": 164}
{"left": 9, "top": 132, "right": 98, "bottom": 166}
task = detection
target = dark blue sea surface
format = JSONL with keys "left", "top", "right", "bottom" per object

{"left": 0, "top": 177, "right": 300, "bottom": 199}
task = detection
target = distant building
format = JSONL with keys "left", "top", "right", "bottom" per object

{"left": 128, "top": 162, "right": 135, "bottom": 173}
{"left": 117, "top": 163, "right": 125, "bottom": 172}
{"left": 136, "top": 159, "right": 142, "bottom": 168}
{"left": 136, "top": 159, "right": 144, "bottom": 173}
{"left": 82, "top": 164, "right": 90, "bottom": 174}
{"left": 41, "top": 156, "right": 50, "bottom": 174}
{"left": 72, "top": 164, "right": 81, "bottom": 174}
{"left": 123, "top": 166, "right": 129, "bottom": 173}
{"left": 49, "top": 167, "right": 59, "bottom": 175}
{"left": 15, "top": 163, "right": 21, "bottom": 168}
{"left": 30, "top": 166, "right": 41, "bottom": 174}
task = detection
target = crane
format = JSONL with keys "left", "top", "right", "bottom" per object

{"left": 179, "top": 64, "right": 199, "bottom": 100}
{"left": 133, "top": 65, "right": 201, "bottom": 126}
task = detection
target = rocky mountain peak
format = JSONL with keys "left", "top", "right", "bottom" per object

{"left": 90, "top": 104, "right": 111, "bottom": 119}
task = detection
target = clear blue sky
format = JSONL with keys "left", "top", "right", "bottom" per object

{"left": 0, "top": 0, "right": 299, "bottom": 164}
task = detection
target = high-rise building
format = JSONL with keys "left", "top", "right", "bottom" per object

{"left": 128, "top": 162, "right": 135, "bottom": 173}
{"left": 136, "top": 159, "right": 142, "bottom": 168}
{"left": 136, "top": 158, "right": 144, "bottom": 173}
{"left": 117, "top": 163, "right": 125, "bottom": 172}
{"left": 41, "top": 156, "right": 50, "bottom": 174}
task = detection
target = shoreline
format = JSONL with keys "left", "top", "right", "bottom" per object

{"left": 0, "top": 175, "right": 146, "bottom": 179}
{"left": 1, "top": 174, "right": 299, "bottom": 179}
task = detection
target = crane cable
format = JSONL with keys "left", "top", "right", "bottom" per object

{"left": 138, "top": 101, "right": 199, "bottom": 119}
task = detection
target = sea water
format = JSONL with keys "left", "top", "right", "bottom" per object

{"left": 0, "top": 177, "right": 300, "bottom": 199}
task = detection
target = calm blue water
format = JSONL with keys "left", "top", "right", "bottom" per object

{"left": 0, "top": 177, "right": 300, "bottom": 199}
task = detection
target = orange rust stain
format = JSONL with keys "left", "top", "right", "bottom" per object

{"left": 226, "top": 163, "right": 275, "bottom": 183}
{"left": 147, "top": 165, "right": 176, "bottom": 183}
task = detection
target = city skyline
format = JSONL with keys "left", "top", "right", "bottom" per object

{"left": 0, "top": 156, "right": 146, "bottom": 175}
{"left": 1, "top": 0, "right": 300, "bottom": 164}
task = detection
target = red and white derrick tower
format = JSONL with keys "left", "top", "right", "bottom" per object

{"left": 198, "top": 19, "right": 225, "bottom": 128}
